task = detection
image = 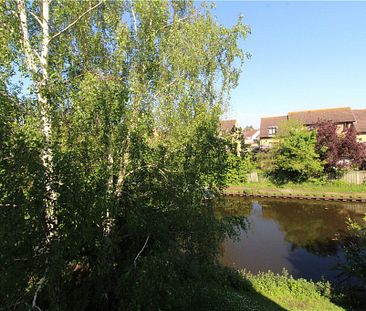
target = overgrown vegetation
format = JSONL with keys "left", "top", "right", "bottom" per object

{"left": 242, "top": 270, "right": 344, "bottom": 311}
{"left": 0, "top": 1, "right": 255, "bottom": 309}
{"left": 269, "top": 121, "right": 324, "bottom": 184}
{"left": 315, "top": 120, "right": 365, "bottom": 174}
{"left": 223, "top": 126, "right": 254, "bottom": 184}
{"left": 226, "top": 119, "right": 366, "bottom": 185}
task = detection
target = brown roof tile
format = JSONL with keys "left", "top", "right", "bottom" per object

{"left": 260, "top": 116, "right": 287, "bottom": 138}
{"left": 220, "top": 119, "right": 237, "bottom": 132}
{"left": 353, "top": 109, "right": 366, "bottom": 133}
{"left": 243, "top": 129, "right": 259, "bottom": 138}
{"left": 288, "top": 107, "right": 355, "bottom": 125}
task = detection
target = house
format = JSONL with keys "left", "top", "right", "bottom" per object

{"left": 352, "top": 109, "right": 366, "bottom": 142}
{"left": 259, "top": 115, "right": 287, "bottom": 149}
{"left": 259, "top": 107, "right": 366, "bottom": 149}
{"left": 243, "top": 128, "right": 260, "bottom": 147}
{"left": 287, "top": 107, "right": 355, "bottom": 133}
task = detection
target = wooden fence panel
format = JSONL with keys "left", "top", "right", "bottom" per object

{"left": 339, "top": 171, "right": 366, "bottom": 184}
{"left": 245, "top": 171, "right": 366, "bottom": 184}
{"left": 247, "top": 172, "right": 259, "bottom": 183}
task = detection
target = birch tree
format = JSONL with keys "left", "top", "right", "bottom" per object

{"left": 2, "top": 0, "right": 107, "bottom": 238}
{"left": 1, "top": 1, "right": 250, "bottom": 309}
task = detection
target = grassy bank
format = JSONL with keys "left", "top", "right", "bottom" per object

{"left": 225, "top": 180, "right": 366, "bottom": 199}
{"left": 234, "top": 270, "right": 344, "bottom": 311}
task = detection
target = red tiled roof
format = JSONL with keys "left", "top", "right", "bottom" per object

{"left": 353, "top": 109, "right": 366, "bottom": 133}
{"left": 243, "top": 129, "right": 259, "bottom": 138}
{"left": 219, "top": 119, "right": 237, "bottom": 132}
{"left": 260, "top": 116, "right": 287, "bottom": 138}
{"left": 288, "top": 107, "right": 355, "bottom": 125}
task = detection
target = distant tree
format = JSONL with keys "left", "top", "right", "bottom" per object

{"left": 243, "top": 125, "right": 254, "bottom": 131}
{"left": 277, "top": 119, "right": 305, "bottom": 137}
{"left": 314, "top": 120, "right": 340, "bottom": 171}
{"left": 226, "top": 126, "right": 246, "bottom": 156}
{"left": 225, "top": 152, "right": 254, "bottom": 185}
{"left": 339, "top": 125, "right": 366, "bottom": 168}
{"left": 270, "top": 121, "right": 324, "bottom": 183}
{"left": 315, "top": 120, "right": 340, "bottom": 171}
{"left": 315, "top": 120, "right": 366, "bottom": 172}
{"left": 222, "top": 126, "right": 254, "bottom": 184}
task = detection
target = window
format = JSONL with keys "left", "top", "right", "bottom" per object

{"left": 268, "top": 126, "right": 278, "bottom": 135}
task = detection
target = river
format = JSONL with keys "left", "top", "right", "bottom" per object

{"left": 218, "top": 196, "right": 366, "bottom": 282}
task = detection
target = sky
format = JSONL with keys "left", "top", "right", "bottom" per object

{"left": 212, "top": 1, "right": 366, "bottom": 128}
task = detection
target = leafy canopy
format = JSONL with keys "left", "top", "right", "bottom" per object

{"left": 0, "top": 1, "right": 250, "bottom": 309}
{"left": 270, "top": 120, "right": 324, "bottom": 184}
{"left": 315, "top": 120, "right": 366, "bottom": 172}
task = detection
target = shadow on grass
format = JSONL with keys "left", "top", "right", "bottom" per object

{"left": 211, "top": 266, "right": 288, "bottom": 311}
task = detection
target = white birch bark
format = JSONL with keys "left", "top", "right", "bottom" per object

{"left": 15, "top": 0, "right": 105, "bottom": 237}
{"left": 15, "top": 0, "right": 57, "bottom": 237}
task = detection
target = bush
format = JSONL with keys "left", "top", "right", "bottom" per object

{"left": 269, "top": 121, "right": 324, "bottom": 184}
{"left": 225, "top": 153, "right": 254, "bottom": 185}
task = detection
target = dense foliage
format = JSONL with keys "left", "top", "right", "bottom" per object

{"left": 225, "top": 152, "right": 253, "bottom": 185}
{"left": 223, "top": 126, "right": 254, "bottom": 185}
{"left": 242, "top": 270, "right": 342, "bottom": 311}
{"left": 315, "top": 120, "right": 366, "bottom": 173}
{"left": 254, "top": 120, "right": 366, "bottom": 184}
{"left": 269, "top": 121, "right": 324, "bottom": 184}
{"left": 0, "top": 1, "right": 250, "bottom": 309}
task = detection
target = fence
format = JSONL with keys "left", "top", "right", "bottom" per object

{"left": 246, "top": 170, "right": 366, "bottom": 184}
{"left": 338, "top": 170, "right": 366, "bottom": 185}
{"left": 246, "top": 172, "right": 259, "bottom": 183}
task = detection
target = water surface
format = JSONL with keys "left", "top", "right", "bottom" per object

{"left": 218, "top": 197, "right": 366, "bottom": 282}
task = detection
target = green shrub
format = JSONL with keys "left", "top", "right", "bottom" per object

{"left": 226, "top": 153, "right": 254, "bottom": 185}
{"left": 269, "top": 122, "right": 324, "bottom": 184}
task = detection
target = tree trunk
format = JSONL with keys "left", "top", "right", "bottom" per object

{"left": 16, "top": 0, "right": 57, "bottom": 238}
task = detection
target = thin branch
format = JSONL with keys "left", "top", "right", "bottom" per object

{"left": 48, "top": 0, "right": 104, "bottom": 43}
{"left": 34, "top": 50, "right": 41, "bottom": 62}
{"left": 32, "top": 270, "right": 47, "bottom": 311}
{"left": 124, "top": 164, "right": 168, "bottom": 180}
{"left": 154, "top": 78, "right": 179, "bottom": 98}
{"left": 29, "top": 11, "right": 42, "bottom": 28}
{"left": 128, "top": 0, "right": 137, "bottom": 33}
{"left": 134, "top": 234, "right": 150, "bottom": 267}
{"left": 163, "top": 16, "right": 189, "bottom": 30}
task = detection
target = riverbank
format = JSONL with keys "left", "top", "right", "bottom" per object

{"left": 240, "top": 270, "right": 345, "bottom": 311}
{"left": 224, "top": 181, "right": 366, "bottom": 202}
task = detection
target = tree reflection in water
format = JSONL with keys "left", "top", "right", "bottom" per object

{"left": 218, "top": 197, "right": 366, "bottom": 281}
{"left": 260, "top": 199, "right": 364, "bottom": 256}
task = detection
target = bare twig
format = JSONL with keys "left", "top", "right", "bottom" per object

{"left": 124, "top": 164, "right": 168, "bottom": 180}
{"left": 48, "top": 0, "right": 104, "bottom": 43}
{"left": 32, "top": 269, "right": 48, "bottom": 311}
{"left": 29, "top": 11, "right": 42, "bottom": 28}
{"left": 134, "top": 234, "right": 150, "bottom": 267}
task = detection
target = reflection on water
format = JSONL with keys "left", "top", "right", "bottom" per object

{"left": 218, "top": 197, "right": 366, "bottom": 282}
